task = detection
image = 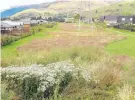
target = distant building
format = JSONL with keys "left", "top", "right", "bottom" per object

{"left": 100, "top": 15, "right": 135, "bottom": 26}
{"left": 23, "top": 22, "right": 31, "bottom": 33}
{"left": 1, "top": 20, "right": 31, "bottom": 34}
{"left": 133, "top": 15, "right": 135, "bottom": 25}
{"left": 1, "top": 21, "right": 23, "bottom": 34}
{"left": 99, "top": 16, "right": 105, "bottom": 22}
{"left": 65, "top": 18, "right": 74, "bottom": 23}
{"left": 30, "top": 20, "right": 40, "bottom": 26}
{"left": 117, "top": 16, "right": 133, "bottom": 24}
{"left": 30, "top": 16, "right": 48, "bottom": 25}
{"left": 100, "top": 15, "right": 118, "bottom": 27}
{"left": 1, "top": 22, "right": 13, "bottom": 33}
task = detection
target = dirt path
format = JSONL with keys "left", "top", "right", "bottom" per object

{"left": 17, "top": 23, "right": 124, "bottom": 52}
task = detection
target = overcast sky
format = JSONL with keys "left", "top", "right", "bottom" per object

{"left": 0, "top": 0, "right": 55, "bottom": 11}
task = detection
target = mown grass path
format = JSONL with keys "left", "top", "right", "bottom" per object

{"left": 105, "top": 28, "right": 135, "bottom": 57}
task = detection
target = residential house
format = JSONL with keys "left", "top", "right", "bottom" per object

{"left": 100, "top": 15, "right": 135, "bottom": 26}
{"left": 30, "top": 20, "right": 40, "bottom": 26}
{"left": 1, "top": 22, "right": 13, "bottom": 33}
{"left": 99, "top": 16, "right": 105, "bottom": 22}
{"left": 1, "top": 20, "right": 31, "bottom": 34}
{"left": 40, "top": 20, "right": 48, "bottom": 24}
{"left": 1, "top": 21, "right": 23, "bottom": 34}
{"left": 102, "top": 15, "right": 118, "bottom": 27}
{"left": 117, "top": 16, "right": 133, "bottom": 24}
{"left": 133, "top": 15, "right": 135, "bottom": 25}
{"left": 65, "top": 18, "right": 74, "bottom": 23}
{"left": 30, "top": 16, "right": 48, "bottom": 25}
{"left": 81, "top": 17, "right": 88, "bottom": 23}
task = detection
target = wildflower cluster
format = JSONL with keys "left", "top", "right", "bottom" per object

{"left": 2, "top": 61, "right": 74, "bottom": 99}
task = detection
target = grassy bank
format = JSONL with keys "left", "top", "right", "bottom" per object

{"left": 105, "top": 28, "right": 135, "bottom": 57}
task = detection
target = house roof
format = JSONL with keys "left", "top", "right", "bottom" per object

{"left": 30, "top": 20, "right": 40, "bottom": 24}
{"left": 118, "top": 16, "right": 133, "bottom": 18}
{"left": 104, "top": 15, "right": 118, "bottom": 21}
{"left": 2, "top": 21, "right": 23, "bottom": 26}
{"left": 19, "top": 19, "right": 31, "bottom": 24}
{"left": 1, "top": 22, "right": 13, "bottom": 27}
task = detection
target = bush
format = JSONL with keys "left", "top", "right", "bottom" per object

{"left": 116, "top": 24, "right": 135, "bottom": 32}
{"left": 44, "top": 24, "right": 55, "bottom": 28}
{"left": 1, "top": 33, "right": 33, "bottom": 46}
{"left": 1, "top": 84, "right": 16, "bottom": 100}
{"left": 1, "top": 36, "right": 19, "bottom": 46}
{"left": 1, "top": 61, "right": 74, "bottom": 100}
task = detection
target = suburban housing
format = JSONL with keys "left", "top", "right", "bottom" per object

{"left": 100, "top": 15, "right": 135, "bottom": 26}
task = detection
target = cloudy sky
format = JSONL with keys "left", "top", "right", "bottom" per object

{"left": 0, "top": 0, "right": 55, "bottom": 11}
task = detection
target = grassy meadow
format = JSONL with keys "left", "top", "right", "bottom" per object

{"left": 105, "top": 28, "right": 135, "bottom": 57}
{"left": 1, "top": 23, "right": 60, "bottom": 65}
{"left": 1, "top": 22, "right": 135, "bottom": 100}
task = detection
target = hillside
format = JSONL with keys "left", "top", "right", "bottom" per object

{"left": 1, "top": 6, "right": 29, "bottom": 18}
{"left": 93, "top": 0, "right": 135, "bottom": 18}
{"left": 10, "top": 0, "right": 123, "bottom": 19}
{"left": 11, "top": 9, "right": 57, "bottom": 19}
{"left": 2, "top": 0, "right": 134, "bottom": 19}
{"left": 1, "top": 2, "right": 52, "bottom": 18}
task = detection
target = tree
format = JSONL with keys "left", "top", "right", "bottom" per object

{"left": 74, "top": 14, "right": 80, "bottom": 21}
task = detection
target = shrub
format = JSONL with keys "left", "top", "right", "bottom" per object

{"left": 44, "top": 24, "right": 55, "bottom": 28}
{"left": 117, "top": 24, "right": 135, "bottom": 32}
{"left": 1, "top": 36, "right": 19, "bottom": 46}
{"left": 1, "top": 84, "right": 16, "bottom": 100}
{"left": 1, "top": 61, "right": 74, "bottom": 100}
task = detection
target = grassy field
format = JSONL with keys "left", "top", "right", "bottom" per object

{"left": 1, "top": 23, "right": 59, "bottom": 59}
{"left": 105, "top": 28, "right": 135, "bottom": 57}
{"left": 1, "top": 23, "right": 135, "bottom": 100}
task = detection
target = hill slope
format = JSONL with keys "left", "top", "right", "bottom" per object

{"left": 93, "top": 0, "right": 135, "bottom": 17}
{"left": 1, "top": 2, "right": 52, "bottom": 18}
{"left": 10, "top": 0, "right": 123, "bottom": 19}
{"left": 2, "top": 0, "right": 134, "bottom": 19}
{"left": 1, "top": 6, "right": 29, "bottom": 18}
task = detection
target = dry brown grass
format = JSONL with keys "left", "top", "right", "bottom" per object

{"left": 17, "top": 23, "right": 124, "bottom": 52}
{"left": 117, "top": 84, "right": 135, "bottom": 100}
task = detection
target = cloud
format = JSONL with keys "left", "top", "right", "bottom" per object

{"left": 0, "top": 0, "right": 55, "bottom": 11}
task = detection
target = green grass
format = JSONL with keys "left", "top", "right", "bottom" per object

{"left": 105, "top": 28, "right": 135, "bottom": 57}
{"left": 1, "top": 24, "right": 60, "bottom": 60}
{"left": 2, "top": 23, "right": 135, "bottom": 100}
{"left": 1, "top": 46, "right": 104, "bottom": 67}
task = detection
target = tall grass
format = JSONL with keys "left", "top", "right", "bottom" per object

{"left": 1, "top": 46, "right": 105, "bottom": 67}
{"left": 2, "top": 46, "right": 135, "bottom": 100}
{"left": 117, "top": 84, "right": 135, "bottom": 100}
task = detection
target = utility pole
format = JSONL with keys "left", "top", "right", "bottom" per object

{"left": 88, "top": 0, "right": 92, "bottom": 24}
{"left": 78, "top": 0, "right": 82, "bottom": 31}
